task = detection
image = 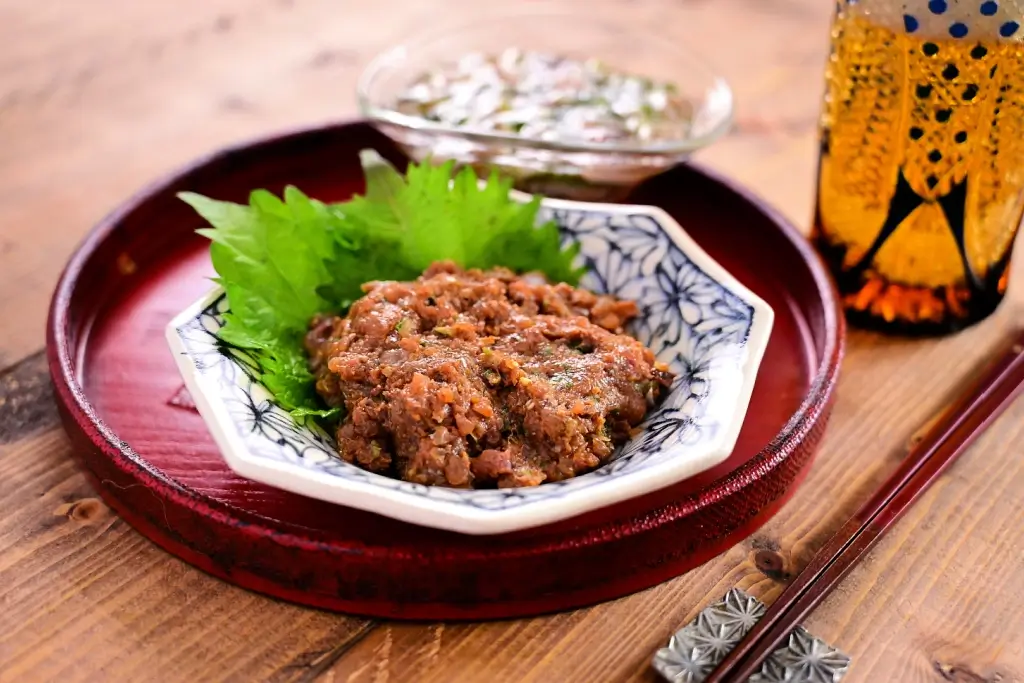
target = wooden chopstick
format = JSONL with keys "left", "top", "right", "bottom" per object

{"left": 703, "top": 331, "right": 1024, "bottom": 683}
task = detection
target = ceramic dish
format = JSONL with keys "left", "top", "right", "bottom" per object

{"left": 357, "top": 9, "right": 733, "bottom": 202}
{"left": 167, "top": 195, "right": 773, "bottom": 535}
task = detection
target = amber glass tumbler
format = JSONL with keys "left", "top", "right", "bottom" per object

{"left": 813, "top": 0, "right": 1024, "bottom": 333}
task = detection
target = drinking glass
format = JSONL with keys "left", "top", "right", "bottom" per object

{"left": 812, "top": 0, "right": 1024, "bottom": 333}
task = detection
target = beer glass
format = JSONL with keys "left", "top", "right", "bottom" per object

{"left": 812, "top": 0, "right": 1024, "bottom": 333}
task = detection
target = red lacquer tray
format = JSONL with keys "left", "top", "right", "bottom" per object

{"left": 47, "top": 121, "right": 844, "bottom": 620}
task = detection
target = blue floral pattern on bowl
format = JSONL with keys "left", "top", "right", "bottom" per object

{"left": 167, "top": 198, "right": 773, "bottom": 535}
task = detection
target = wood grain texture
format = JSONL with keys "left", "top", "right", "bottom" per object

{"left": 1, "top": 0, "right": 1024, "bottom": 681}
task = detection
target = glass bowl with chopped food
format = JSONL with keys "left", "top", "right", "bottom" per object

{"left": 357, "top": 10, "right": 733, "bottom": 202}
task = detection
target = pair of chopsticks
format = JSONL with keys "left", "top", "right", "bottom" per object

{"left": 703, "top": 331, "right": 1024, "bottom": 683}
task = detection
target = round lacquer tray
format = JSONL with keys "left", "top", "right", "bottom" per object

{"left": 48, "top": 121, "right": 844, "bottom": 620}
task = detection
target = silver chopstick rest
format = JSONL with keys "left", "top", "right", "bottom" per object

{"left": 652, "top": 589, "right": 850, "bottom": 683}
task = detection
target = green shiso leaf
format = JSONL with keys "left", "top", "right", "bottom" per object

{"left": 180, "top": 151, "right": 585, "bottom": 420}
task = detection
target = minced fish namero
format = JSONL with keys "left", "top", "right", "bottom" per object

{"left": 305, "top": 262, "right": 674, "bottom": 489}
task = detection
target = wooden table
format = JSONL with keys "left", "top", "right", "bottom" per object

{"left": 2, "top": 1, "right": 1023, "bottom": 681}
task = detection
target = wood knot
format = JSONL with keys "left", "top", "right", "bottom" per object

{"left": 754, "top": 550, "right": 788, "bottom": 581}
{"left": 934, "top": 660, "right": 1003, "bottom": 682}
{"left": 54, "top": 498, "right": 110, "bottom": 525}
{"left": 751, "top": 535, "right": 780, "bottom": 552}
{"left": 0, "top": 352, "right": 56, "bottom": 444}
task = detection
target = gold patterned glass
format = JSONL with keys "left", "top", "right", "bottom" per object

{"left": 813, "top": 0, "right": 1024, "bottom": 333}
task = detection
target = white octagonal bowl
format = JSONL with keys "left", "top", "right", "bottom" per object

{"left": 166, "top": 196, "right": 774, "bottom": 535}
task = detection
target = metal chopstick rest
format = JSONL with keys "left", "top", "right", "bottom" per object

{"left": 652, "top": 589, "right": 850, "bottom": 683}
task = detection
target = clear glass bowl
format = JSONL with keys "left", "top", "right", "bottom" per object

{"left": 357, "top": 9, "right": 734, "bottom": 201}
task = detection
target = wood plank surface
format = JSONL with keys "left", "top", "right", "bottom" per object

{"left": 2, "top": 1, "right": 1023, "bottom": 681}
